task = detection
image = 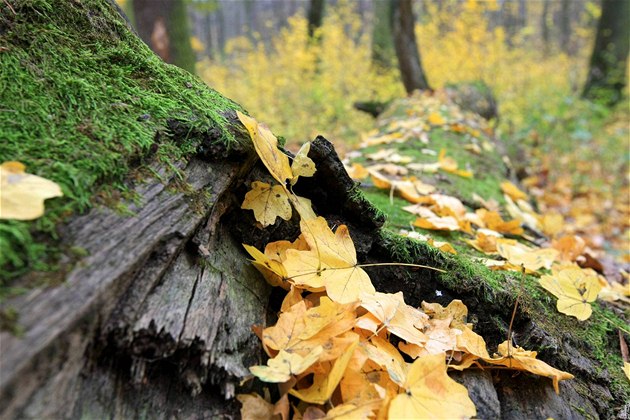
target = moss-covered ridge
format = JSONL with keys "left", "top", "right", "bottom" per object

{"left": 0, "top": 0, "right": 242, "bottom": 284}
{"left": 346, "top": 94, "right": 630, "bottom": 412}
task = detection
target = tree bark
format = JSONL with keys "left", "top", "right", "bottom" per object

{"left": 391, "top": 0, "right": 430, "bottom": 93}
{"left": 582, "top": 0, "right": 630, "bottom": 105}
{"left": 132, "top": 0, "right": 196, "bottom": 73}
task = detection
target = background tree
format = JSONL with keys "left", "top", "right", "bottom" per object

{"left": 132, "top": 0, "right": 196, "bottom": 73}
{"left": 307, "top": 0, "right": 325, "bottom": 40}
{"left": 582, "top": 0, "right": 629, "bottom": 105}
{"left": 391, "top": 0, "right": 430, "bottom": 93}
{"left": 371, "top": 0, "right": 395, "bottom": 68}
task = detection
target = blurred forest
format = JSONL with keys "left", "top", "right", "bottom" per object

{"left": 116, "top": 0, "right": 628, "bottom": 256}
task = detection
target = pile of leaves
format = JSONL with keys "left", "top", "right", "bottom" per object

{"left": 234, "top": 111, "right": 578, "bottom": 419}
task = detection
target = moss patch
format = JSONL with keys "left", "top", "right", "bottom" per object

{"left": 0, "top": 0, "right": 243, "bottom": 289}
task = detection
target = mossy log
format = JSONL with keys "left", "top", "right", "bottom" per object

{"left": 0, "top": 1, "right": 628, "bottom": 419}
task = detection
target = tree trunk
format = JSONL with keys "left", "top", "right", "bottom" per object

{"left": 391, "top": 0, "right": 430, "bottom": 93}
{"left": 132, "top": 0, "right": 196, "bottom": 73}
{"left": 371, "top": 0, "right": 395, "bottom": 68}
{"left": 582, "top": 0, "right": 630, "bottom": 105}
{"left": 558, "top": 0, "right": 572, "bottom": 55}
{"left": 1, "top": 1, "right": 628, "bottom": 418}
{"left": 307, "top": 0, "right": 325, "bottom": 39}
{"left": 541, "top": 0, "right": 551, "bottom": 55}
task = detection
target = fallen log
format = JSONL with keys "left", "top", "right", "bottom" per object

{"left": 0, "top": 1, "right": 627, "bottom": 419}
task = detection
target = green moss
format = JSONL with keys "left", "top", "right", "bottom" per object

{"left": 0, "top": 0, "right": 244, "bottom": 289}
{"left": 376, "top": 226, "right": 630, "bottom": 404}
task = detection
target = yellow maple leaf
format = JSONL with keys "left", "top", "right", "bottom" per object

{"left": 360, "top": 291, "right": 428, "bottom": 346}
{"left": 243, "top": 244, "right": 287, "bottom": 288}
{"left": 476, "top": 209, "right": 524, "bottom": 235}
{"left": 0, "top": 161, "right": 63, "bottom": 220}
{"left": 323, "top": 401, "right": 381, "bottom": 420}
{"left": 551, "top": 235, "right": 586, "bottom": 262}
{"left": 539, "top": 266, "right": 602, "bottom": 320}
{"left": 237, "top": 111, "right": 293, "bottom": 185}
{"left": 421, "top": 300, "right": 468, "bottom": 329}
{"left": 273, "top": 298, "right": 354, "bottom": 351}
{"left": 284, "top": 217, "right": 375, "bottom": 303}
{"left": 497, "top": 243, "right": 558, "bottom": 272}
{"left": 465, "top": 232, "right": 516, "bottom": 254}
{"left": 362, "top": 336, "right": 409, "bottom": 386}
{"left": 501, "top": 181, "right": 528, "bottom": 201}
{"left": 289, "top": 338, "right": 359, "bottom": 404}
{"left": 414, "top": 215, "right": 461, "bottom": 231}
{"left": 237, "top": 111, "right": 316, "bottom": 188}
{"left": 345, "top": 163, "right": 369, "bottom": 180}
{"left": 624, "top": 362, "right": 630, "bottom": 382}
{"left": 242, "top": 181, "right": 292, "bottom": 227}
{"left": 250, "top": 346, "right": 323, "bottom": 383}
{"left": 388, "top": 353, "right": 477, "bottom": 419}
{"left": 427, "top": 237, "right": 458, "bottom": 254}
{"left": 290, "top": 141, "right": 316, "bottom": 185}
{"left": 400, "top": 318, "right": 460, "bottom": 357}
{"left": 540, "top": 212, "right": 565, "bottom": 237}
{"left": 454, "top": 325, "right": 491, "bottom": 363}
{"left": 484, "top": 341, "right": 574, "bottom": 393}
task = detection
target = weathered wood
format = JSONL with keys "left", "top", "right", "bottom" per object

{"left": 0, "top": 154, "right": 270, "bottom": 418}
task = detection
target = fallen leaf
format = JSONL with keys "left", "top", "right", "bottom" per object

{"left": 242, "top": 181, "right": 292, "bottom": 227}
{"left": 414, "top": 215, "right": 461, "bottom": 231}
{"left": 243, "top": 243, "right": 288, "bottom": 288}
{"left": 290, "top": 142, "right": 316, "bottom": 185}
{"left": 346, "top": 163, "right": 369, "bottom": 180}
{"left": 250, "top": 346, "right": 324, "bottom": 383}
{"left": 484, "top": 341, "right": 574, "bottom": 393}
{"left": 552, "top": 235, "right": 586, "bottom": 262}
{"left": 324, "top": 401, "right": 380, "bottom": 419}
{"left": 237, "top": 111, "right": 292, "bottom": 185}
{"left": 539, "top": 266, "right": 602, "bottom": 320}
{"left": 476, "top": 209, "right": 524, "bottom": 235}
{"left": 290, "top": 339, "right": 359, "bottom": 404}
{"left": 388, "top": 353, "right": 476, "bottom": 419}
{"left": 360, "top": 292, "right": 428, "bottom": 345}
{"left": 284, "top": 217, "right": 375, "bottom": 303}
{"left": 0, "top": 161, "right": 63, "bottom": 220}
{"left": 497, "top": 243, "right": 558, "bottom": 272}
{"left": 237, "top": 393, "right": 279, "bottom": 420}
{"left": 501, "top": 181, "right": 528, "bottom": 201}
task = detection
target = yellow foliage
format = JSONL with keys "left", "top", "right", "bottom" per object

{"left": 199, "top": 4, "right": 402, "bottom": 147}
{"left": 201, "top": 0, "right": 597, "bottom": 150}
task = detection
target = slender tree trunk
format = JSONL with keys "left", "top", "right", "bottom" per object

{"left": 582, "top": 0, "right": 630, "bottom": 105}
{"left": 391, "top": 0, "right": 430, "bottom": 93}
{"left": 558, "top": 0, "right": 572, "bottom": 54}
{"left": 132, "top": 0, "right": 196, "bottom": 73}
{"left": 372, "top": 0, "right": 395, "bottom": 68}
{"left": 541, "top": 0, "right": 550, "bottom": 55}
{"left": 307, "top": 0, "right": 326, "bottom": 39}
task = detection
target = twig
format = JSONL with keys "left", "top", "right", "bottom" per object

{"left": 2, "top": 0, "right": 16, "bottom": 15}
